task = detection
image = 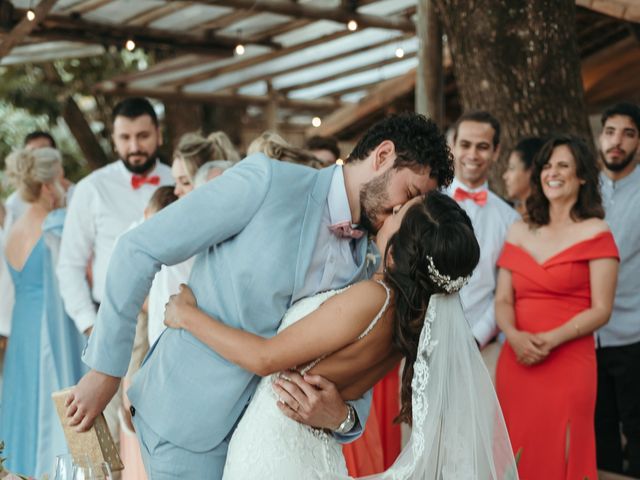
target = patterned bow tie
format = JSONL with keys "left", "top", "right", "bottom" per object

{"left": 131, "top": 174, "right": 160, "bottom": 190}
{"left": 453, "top": 187, "right": 488, "bottom": 206}
{"left": 328, "top": 221, "right": 364, "bottom": 239}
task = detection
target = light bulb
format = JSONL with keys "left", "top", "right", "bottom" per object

{"left": 26, "top": 9, "right": 36, "bottom": 21}
{"left": 347, "top": 20, "right": 358, "bottom": 31}
{"left": 395, "top": 47, "right": 405, "bottom": 58}
{"left": 312, "top": 117, "right": 322, "bottom": 128}
{"left": 125, "top": 39, "right": 136, "bottom": 51}
{"left": 235, "top": 44, "right": 245, "bottom": 55}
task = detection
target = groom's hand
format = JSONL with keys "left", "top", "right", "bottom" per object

{"left": 273, "top": 371, "right": 348, "bottom": 430}
{"left": 65, "top": 369, "right": 121, "bottom": 432}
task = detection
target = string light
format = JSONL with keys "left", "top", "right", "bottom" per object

{"left": 395, "top": 47, "right": 405, "bottom": 58}
{"left": 347, "top": 20, "right": 358, "bottom": 31}
{"left": 234, "top": 43, "right": 245, "bottom": 56}
{"left": 125, "top": 39, "right": 136, "bottom": 51}
{"left": 26, "top": 8, "right": 36, "bottom": 21}
{"left": 312, "top": 117, "right": 322, "bottom": 128}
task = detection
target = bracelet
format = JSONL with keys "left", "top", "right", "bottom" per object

{"left": 334, "top": 404, "right": 356, "bottom": 435}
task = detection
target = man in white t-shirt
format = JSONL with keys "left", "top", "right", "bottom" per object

{"left": 446, "top": 111, "right": 520, "bottom": 377}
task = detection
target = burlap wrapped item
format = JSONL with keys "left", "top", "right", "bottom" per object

{"left": 52, "top": 388, "right": 124, "bottom": 473}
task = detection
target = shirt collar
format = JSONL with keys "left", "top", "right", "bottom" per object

{"left": 327, "top": 165, "right": 353, "bottom": 226}
{"left": 600, "top": 165, "right": 640, "bottom": 189}
{"left": 449, "top": 177, "right": 489, "bottom": 194}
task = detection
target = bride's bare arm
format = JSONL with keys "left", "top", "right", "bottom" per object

{"left": 165, "top": 282, "right": 387, "bottom": 377}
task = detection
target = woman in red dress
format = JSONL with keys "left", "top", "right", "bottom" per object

{"left": 495, "top": 135, "right": 619, "bottom": 480}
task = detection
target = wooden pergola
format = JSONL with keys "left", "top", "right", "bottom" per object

{"left": 1, "top": 0, "right": 640, "bottom": 145}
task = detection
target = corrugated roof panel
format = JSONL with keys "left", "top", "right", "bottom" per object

{"left": 150, "top": 4, "right": 233, "bottom": 30}
{"left": 186, "top": 28, "right": 403, "bottom": 92}
{"left": 238, "top": 81, "right": 268, "bottom": 96}
{"left": 272, "top": 36, "right": 418, "bottom": 89}
{"left": 274, "top": 20, "right": 345, "bottom": 47}
{"left": 358, "top": 0, "right": 417, "bottom": 16}
{"left": 0, "top": 41, "right": 104, "bottom": 65}
{"left": 84, "top": 0, "right": 164, "bottom": 24}
{"left": 217, "top": 12, "right": 291, "bottom": 37}
{"left": 288, "top": 56, "right": 418, "bottom": 99}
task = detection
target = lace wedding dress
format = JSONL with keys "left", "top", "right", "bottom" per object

{"left": 223, "top": 283, "right": 390, "bottom": 480}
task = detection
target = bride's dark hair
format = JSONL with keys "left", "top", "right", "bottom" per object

{"left": 383, "top": 191, "right": 480, "bottom": 424}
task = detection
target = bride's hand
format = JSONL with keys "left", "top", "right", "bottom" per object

{"left": 164, "top": 284, "right": 197, "bottom": 329}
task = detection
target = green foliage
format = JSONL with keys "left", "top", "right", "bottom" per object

{"left": 0, "top": 48, "right": 154, "bottom": 195}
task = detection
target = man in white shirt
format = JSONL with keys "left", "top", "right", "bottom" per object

{"left": 57, "top": 97, "right": 173, "bottom": 337}
{"left": 446, "top": 111, "right": 520, "bottom": 376}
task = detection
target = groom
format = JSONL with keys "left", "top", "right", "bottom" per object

{"left": 66, "top": 113, "right": 453, "bottom": 478}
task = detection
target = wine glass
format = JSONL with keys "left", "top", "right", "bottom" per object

{"left": 71, "top": 460, "right": 112, "bottom": 480}
{"left": 52, "top": 453, "right": 74, "bottom": 480}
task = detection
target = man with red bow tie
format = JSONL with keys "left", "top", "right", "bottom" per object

{"left": 447, "top": 111, "right": 519, "bottom": 376}
{"left": 58, "top": 97, "right": 172, "bottom": 338}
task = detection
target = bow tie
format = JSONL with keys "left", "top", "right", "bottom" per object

{"left": 453, "top": 187, "right": 488, "bottom": 206}
{"left": 328, "top": 221, "right": 364, "bottom": 240}
{"left": 131, "top": 174, "right": 160, "bottom": 190}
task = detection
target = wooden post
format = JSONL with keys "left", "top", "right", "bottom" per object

{"left": 415, "top": 0, "right": 444, "bottom": 127}
{"left": 265, "top": 82, "right": 278, "bottom": 133}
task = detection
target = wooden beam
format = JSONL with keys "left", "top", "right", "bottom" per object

{"left": 0, "top": 0, "right": 58, "bottom": 60}
{"left": 94, "top": 83, "right": 344, "bottom": 112}
{"left": 58, "top": 0, "right": 112, "bottom": 15}
{"left": 192, "top": 0, "right": 416, "bottom": 32}
{"left": 282, "top": 51, "right": 418, "bottom": 95}
{"left": 415, "top": 0, "right": 443, "bottom": 126}
{"left": 576, "top": 0, "right": 640, "bottom": 22}
{"left": 124, "top": 3, "right": 191, "bottom": 28}
{"left": 166, "top": 31, "right": 410, "bottom": 90}
{"left": 192, "top": 9, "right": 254, "bottom": 31}
{"left": 167, "top": 28, "right": 353, "bottom": 88}
{"left": 244, "top": 18, "right": 312, "bottom": 43}
{"left": 5, "top": 10, "right": 236, "bottom": 57}
{"left": 307, "top": 69, "right": 416, "bottom": 137}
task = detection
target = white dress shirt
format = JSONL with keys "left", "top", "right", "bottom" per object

{"left": 57, "top": 160, "right": 173, "bottom": 333}
{"left": 295, "top": 165, "right": 360, "bottom": 302}
{"left": 147, "top": 258, "right": 195, "bottom": 346}
{"left": 447, "top": 178, "right": 520, "bottom": 346}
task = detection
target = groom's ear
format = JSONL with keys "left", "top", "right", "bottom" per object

{"left": 373, "top": 140, "right": 397, "bottom": 172}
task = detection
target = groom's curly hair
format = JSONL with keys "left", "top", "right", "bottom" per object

{"left": 346, "top": 113, "right": 454, "bottom": 188}
{"left": 383, "top": 192, "right": 479, "bottom": 425}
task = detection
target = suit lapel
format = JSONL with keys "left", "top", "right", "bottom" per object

{"left": 292, "top": 165, "right": 336, "bottom": 295}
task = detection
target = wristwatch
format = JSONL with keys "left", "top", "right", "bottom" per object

{"left": 334, "top": 404, "right": 356, "bottom": 435}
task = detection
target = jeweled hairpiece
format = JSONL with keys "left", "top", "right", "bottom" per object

{"left": 426, "top": 255, "right": 470, "bottom": 294}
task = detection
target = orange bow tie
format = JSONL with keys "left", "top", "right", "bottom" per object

{"left": 453, "top": 187, "right": 488, "bottom": 206}
{"left": 131, "top": 174, "right": 160, "bottom": 190}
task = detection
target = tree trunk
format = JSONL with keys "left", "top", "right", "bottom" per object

{"left": 62, "top": 96, "right": 110, "bottom": 170}
{"left": 416, "top": 0, "right": 444, "bottom": 128}
{"left": 432, "top": 0, "right": 591, "bottom": 191}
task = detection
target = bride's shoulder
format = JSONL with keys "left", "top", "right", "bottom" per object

{"left": 330, "top": 280, "right": 389, "bottom": 313}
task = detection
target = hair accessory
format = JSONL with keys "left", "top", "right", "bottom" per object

{"left": 425, "top": 255, "right": 470, "bottom": 293}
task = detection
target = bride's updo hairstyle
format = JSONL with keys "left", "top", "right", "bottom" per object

{"left": 383, "top": 191, "right": 479, "bottom": 424}
{"left": 4, "top": 147, "right": 63, "bottom": 203}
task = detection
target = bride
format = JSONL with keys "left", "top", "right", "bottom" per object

{"left": 164, "top": 191, "right": 518, "bottom": 479}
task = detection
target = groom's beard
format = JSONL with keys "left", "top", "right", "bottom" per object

{"left": 359, "top": 169, "right": 393, "bottom": 234}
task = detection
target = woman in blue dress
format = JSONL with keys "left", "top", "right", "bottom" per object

{"left": 1, "top": 147, "right": 86, "bottom": 477}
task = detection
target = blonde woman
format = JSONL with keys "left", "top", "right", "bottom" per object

{"left": 171, "top": 131, "right": 239, "bottom": 197}
{"left": 248, "top": 131, "right": 324, "bottom": 169}
{"left": 0, "top": 148, "right": 85, "bottom": 478}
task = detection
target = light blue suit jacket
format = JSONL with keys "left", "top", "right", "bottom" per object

{"left": 83, "top": 154, "right": 376, "bottom": 452}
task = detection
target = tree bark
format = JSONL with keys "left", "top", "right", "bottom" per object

{"left": 432, "top": 0, "right": 591, "bottom": 191}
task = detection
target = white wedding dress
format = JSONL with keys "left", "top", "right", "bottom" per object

{"left": 223, "top": 284, "right": 390, "bottom": 480}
